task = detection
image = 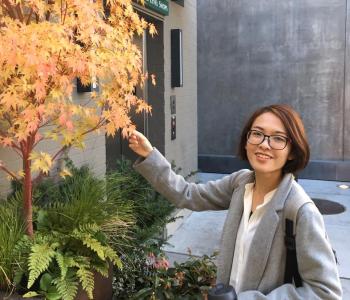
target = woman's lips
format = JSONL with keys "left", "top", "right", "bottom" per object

{"left": 255, "top": 152, "right": 273, "bottom": 160}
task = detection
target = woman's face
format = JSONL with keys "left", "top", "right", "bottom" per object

{"left": 245, "top": 112, "right": 293, "bottom": 177}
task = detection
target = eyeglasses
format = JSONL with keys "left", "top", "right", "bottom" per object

{"left": 247, "top": 130, "right": 290, "bottom": 150}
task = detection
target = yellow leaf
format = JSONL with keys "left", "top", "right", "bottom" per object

{"left": 18, "top": 170, "right": 25, "bottom": 178}
{"left": 59, "top": 168, "right": 72, "bottom": 178}
{"left": 151, "top": 74, "right": 156, "bottom": 86}
{"left": 29, "top": 152, "right": 52, "bottom": 175}
{"left": 149, "top": 24, "right": 157, "bottom": 36}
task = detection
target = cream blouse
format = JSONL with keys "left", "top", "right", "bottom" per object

{"left": 229, "top": 183, "right": 277, "bottom": 293}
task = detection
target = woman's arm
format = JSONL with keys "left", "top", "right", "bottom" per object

{"left": 133, "top": 147, "right": 241, "bottom": 211}
{"left": 128, "top": 130, "right": 248, "bottom": 211}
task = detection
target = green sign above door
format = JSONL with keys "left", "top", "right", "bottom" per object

{"left": 144, "top": 0, "right": 169, "bottom": 16}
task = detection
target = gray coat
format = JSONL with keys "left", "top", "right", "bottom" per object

{"left": 134, "top": 148, "right": 342, "bottom": 299}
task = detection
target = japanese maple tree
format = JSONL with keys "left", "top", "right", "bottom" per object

{"left": 0, "top": 0, "right": 154, "bottom": 236}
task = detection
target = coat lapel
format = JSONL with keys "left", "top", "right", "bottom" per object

{"left": 216, "top": 171, "right": 255, "bottom": 284}
{"left": 239, "top": 173, "right": 295, "bottom": 291}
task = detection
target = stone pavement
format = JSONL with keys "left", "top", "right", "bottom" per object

{"left": 163, "top": 173, "right": 350, "bottom": 298}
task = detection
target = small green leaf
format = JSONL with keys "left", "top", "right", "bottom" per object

{"left": 37, "top": 210, "right": 49, "bottom": 230}
{"left": 13, "top": 268, "right": 24, "bottom": 285}
{"left": 47, "top": 285, "right": 59, "bottom": 294}
{"left": 22, "top": 291, "right": 41, "bottom": 298}
{"left": 132, "top": 287, "right": 153, "bottom": 299}
{"left": 40, "top": 273, "right": 53, "bottom": 292}
{"left": 46, "top": 291, "right": 61, "bottom": 300}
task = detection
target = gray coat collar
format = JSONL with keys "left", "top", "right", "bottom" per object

{"left": 216, "top": 171, "right": 295, "bottom": 289}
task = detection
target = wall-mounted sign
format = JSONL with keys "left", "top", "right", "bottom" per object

{"left": 144, "top": 0, "right": 169, "bottom": 16}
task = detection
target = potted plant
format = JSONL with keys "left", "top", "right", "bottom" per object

{"left": 1, "top": 162, "right": 134, "bottom": 299}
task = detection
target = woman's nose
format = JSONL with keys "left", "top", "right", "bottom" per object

{"left": 259, "top": 136, "right": 271, "bottom": 149}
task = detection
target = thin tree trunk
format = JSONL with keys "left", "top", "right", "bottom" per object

{"left": 23, "top": 149, "right": 33, "bottom": 237}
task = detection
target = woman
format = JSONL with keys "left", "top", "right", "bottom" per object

{"left": 128, "top": 104, "right": 342, "bottom": 299}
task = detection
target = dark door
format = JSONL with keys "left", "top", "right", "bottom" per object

{"left": 106, "top": 13, "right": 164, "bottom": 171}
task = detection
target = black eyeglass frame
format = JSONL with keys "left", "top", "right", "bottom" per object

{"left": 246, "top": 130, "right": 291, "bottom": 150}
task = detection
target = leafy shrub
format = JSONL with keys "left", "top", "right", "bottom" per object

{"left": 132, "top": 251, "right": 217, "bottom": 300}
{"left": 0, "top": 193, "right": 26, "bottom": 291}
{"left": 106, "top": 159, "right": 176, "bottom": 245}
{"left": 112, "top": 247, "right": 155, "bottom": 299}
{"left": 11, "top": 162, "right": 134, "bottom": 300}
{"left": 109, "top": 159, "right": 201, "bottom": 299}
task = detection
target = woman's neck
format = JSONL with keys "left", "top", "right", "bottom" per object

{"left": 254, "top": 171, "right": 283, "bottom": 195}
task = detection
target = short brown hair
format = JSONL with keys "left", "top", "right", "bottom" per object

{"left": 238, "top": 104, "right": 310, "bottom": 174}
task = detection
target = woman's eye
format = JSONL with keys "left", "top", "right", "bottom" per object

{"left": 252, "top": 131, "right": 263, "bottom": 137}
{"left": 272, "top": 136, "right": 286, "bottom": 143}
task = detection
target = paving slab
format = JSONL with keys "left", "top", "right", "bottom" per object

{"left": 164, "top": 210, "right": 226, "bottom": 257}
{"left": 298, "top": 179, "right": 350, "bottom": 196}
{"left": 341, "top": 278, "right": 350, "bottom": 299}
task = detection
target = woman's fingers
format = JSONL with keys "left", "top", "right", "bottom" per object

{"left": 129, "top": 135, "right": 138, "bottom": 143}
{"left": 128, "top": 130, "right": 153, "bottom": 157}
{"left": 128, "top": 131, "right": 140, "bottom": 143}
{"left": 130, "top": 130, "right": 141, "bottom": 138}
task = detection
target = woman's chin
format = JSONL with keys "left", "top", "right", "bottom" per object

{"left": 250, "top": 161, "right": 279, "bottom": 175}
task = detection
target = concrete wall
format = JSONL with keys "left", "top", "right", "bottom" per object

{"left": 164, "top": 0, "right": 198, "bottom": 177}
{"left": 0, "top": 92, "right": 106, "bottom": 198}
{"left": 198, "top": 0, "right": 350, "bottom": 180}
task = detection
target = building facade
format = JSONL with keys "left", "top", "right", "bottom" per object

{"left": 106, "top": 0, "right": 198, "bottom": 178}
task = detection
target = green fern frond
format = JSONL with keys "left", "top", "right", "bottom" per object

{"left": 13, "top": 234, "right": 32, "bottom": 263}
{"left": 73, "top": 231, "right": 106, "bottom": 260}
{"left": 78, "top": 223, "right": 99, "bottom": 234}
{"left": 104, "top": 246, "right": 122, "bottom": 269}
{"left": 76, "top": 267, "right": 95, "bottom": 299}
{"left": 52, "top": 273, "right": 78, "bottom": 300}
{"left": 27, "top": 243, "right": 56, "bottom": 288}
{"left": 92, "top": 260, "right": 109, "bottom": 278}
{"left": 55, "top": 252, "right": 75, "bottom": 278}
{"left": 66, "top": 255, "right": 91, "bottom": 272}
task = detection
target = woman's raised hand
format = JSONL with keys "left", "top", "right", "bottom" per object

{"left": 128, "top": 130, "right": 153, "bottom": 158}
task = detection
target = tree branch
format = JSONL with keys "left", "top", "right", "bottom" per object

{"left": 52, "top": 144, "right": 69, "bottom": 161}
{"left": 11, "top": 146, "right": 23, "bottom": 157}
{"left": 4, "top": 112, "right": 14, "bottom": 127}
{"left": 15, "top": 3, "right": 24, "bottom": 22}
{"left": 80, "top": 116, "right": 106, "bottom": 136}
{"left": 0, "top": 161, "right": 19, "bottom": 181}
{"left": 62, "top": 0, "right": 68, "bottom": 25}
{"left": 1, "top": 0, "right": 17, "bottom": 19}
{"left": 26, "top": 8, "right": 33, "bottom": 25}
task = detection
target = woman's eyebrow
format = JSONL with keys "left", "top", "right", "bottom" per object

{"left": 251, "top": 126, "right": 287, "bottom": 135}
